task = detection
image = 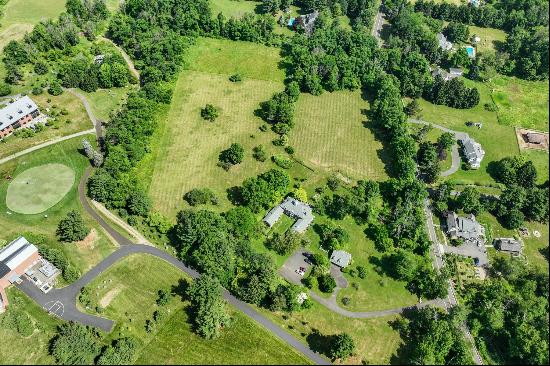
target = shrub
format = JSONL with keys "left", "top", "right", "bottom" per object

{"left": 57, "top": 210, "right": 90, "bottom": 242}
{"left": 272, "top": 155, "right": 293, "bottom": 169}
{"left": 48, "top": 81, "right": 63, "bottom": 96}
{"left": 219, "top": 143, "right": 244, "bottom": 167}
{"left": 201, "top": 104, "right": 219, "bottom": 121}
{"left": 229, "top": 73, "right": 242, "bottom": 82}
{"left": 318, "top": 274, "right": 337, "bottom": 293}
{"left": 356, "top": 266, "right": 367, "bottom": 279}
{"left": 284, "top": 146, "right": 295, "bottom": 154}
{"left": 184, "top": 188, "right": 217, "bottom": 206}
{"left": 253, "top": 145, "right": 267, "bottom": 162}
{"left": 0, "top": 83, "right": 12, "bottom": 96}
{"left": 32, "top": 86, "right": 43, "bottom": 95}
{"left": 342, "top": 297, "right": 351, "bottom": 306}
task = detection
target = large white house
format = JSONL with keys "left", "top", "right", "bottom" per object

{"left": 460, "top": 137, "right": 485, "bottom": 169}
{"left": 0, "top": 96, "right": 40, "bottom": 138}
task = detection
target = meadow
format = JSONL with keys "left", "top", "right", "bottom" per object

{"left": 210, "top": 0, "right": 261, "bottom": 19}
{"left": 468, "top": 25, "right": 506, "bottom": 55}
{"left": 82, "top": 253, "right": 314, "bottom": 365}
{"left": 0, "top": 0, "right": 66, "bottom": 49}
{"left": 290, "top": 90, "right": 388, "bottom": 181}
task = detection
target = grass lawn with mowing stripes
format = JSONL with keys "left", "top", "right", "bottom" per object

{"left": 290, "top": 90, "right": 388, "bottom": 181}
{"left": 6, "top": 163, "right": 74, "bottom": 214}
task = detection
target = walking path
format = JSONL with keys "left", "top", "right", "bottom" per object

{"left": 0, "top": 129, "right": 95, "bottom": 165}
{"left": 66, "top": 88, "right": 103, "bottom": 138}
{"left": 99, "top": 36, "right": 140, "bottom": 80}
{"left": 408, "top": 118, "right": 469, "bottom": 177}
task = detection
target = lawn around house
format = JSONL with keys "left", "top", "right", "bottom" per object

{"left": 81, "top": 253, "right": 313, "bottom": 365}
{"left": 0, "top": 137, "right": 117, "bottom": 277}
{"left": 468, "top": 25, "right": 506, "bottom": 55}
{"left": 0, "top": 92, "right": 95, "bottom": 159}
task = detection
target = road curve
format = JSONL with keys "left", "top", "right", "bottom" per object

{"left": 17, "top": 168, "right": 330, "bottom": 365}
{"left": 408, "top": 118, "right": 469, "bottom": 177}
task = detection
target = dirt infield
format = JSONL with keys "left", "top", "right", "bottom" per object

{"left": 515, "top": 128, "right": 549, "bottom": 151}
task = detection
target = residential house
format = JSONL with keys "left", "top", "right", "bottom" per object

{"left": 446, "top": 212, "right": 486, "bottom": 245}
{"left": 263, "top": 197, "right": 314, "bottom": 233}
{"left": 460, "top": 137, "right": 485, "bottom": 169}
{"left": 437, "top": 33, "right": 453, "bottom": 51}
{"left": 432, "top": 67, "right": 463, "bottom": 81}
{"left": 0, "top": 96, "right": 40, "bottom": 139}
{"left": 294, "top": 11, "right": 319, "bottom": 35}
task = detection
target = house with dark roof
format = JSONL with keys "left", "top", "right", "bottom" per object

{"left": 494, "top": 238, "right": 522, "bottom": 255}
{"left": 294, "top": 11, "right": 319, "bottom": 35}
{"left": 525, "top": 132, "right": 545, "bottom": 144}
{"left": 459, "top": 137, "right": 485, "bottom": 169}
{"left": 0, "top": 96, "right": 40, "bottom": 139}
{"left": 263, "top": 197, "right": 314, "bottom": 233}
{"left": 446, "top": 212, "right": 486, "bottom": 244}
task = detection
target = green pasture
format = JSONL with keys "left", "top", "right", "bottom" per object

{"left": 290, "top": 90, "right": 388, "bottom": 181}
{"left": 83, "top": 253, "right": 313, "bottom": 365}
{"left": 210, "top": 0, "right": 261, "bottom": 18}
{"left": 6, "top": 163, "right": 74, "bottom": 214}
{"left": 183, "top": 37, "right": 285, "bottom": 82}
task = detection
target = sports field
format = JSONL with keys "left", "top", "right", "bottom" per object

{"left": 83, "top": 254, "right": 313, "bottom": 365}
{"left": 6, "top": 163, "right": 75, "bottom": 214}
{"left": 290, "top": 90, "right": 388, "bottom": 181}
{"left": 0, "top": 0, "right": 66, "bottom": 49}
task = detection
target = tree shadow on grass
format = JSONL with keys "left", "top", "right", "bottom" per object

{"left": 306, "top": 328, "right": 334, "bottom": 358}
{"left": 360, "top": 107, "right": 394, "bottom": 178}
{"left": 226, "top": 185, "right": 243, "bottom": 206}
{"left": 170, "top": 278, "right": 190, "bottom": 302}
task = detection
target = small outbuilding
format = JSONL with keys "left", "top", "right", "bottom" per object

{"left": 494, "top": 238, "right": 522, "bottom": 256}
{"left": 330, "top": 250, "right": 352, "bottom": 268}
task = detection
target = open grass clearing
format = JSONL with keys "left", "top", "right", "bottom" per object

{"left": 0, "top": 92, "right": 94, "bottom": 159}
{"left": 490, "top": 75, "right": 549, "bottom": 132}
{"left": 469, "top": 25, "right": 506, "bottom": 55}
{"left": 146, "top": 70, "right": 285, "bottom": 216}
{"left": 81, "top": 85, "right": 134, "bottom": 122}
{"left": 6, "top": 163, "right": 75, "bottom": 214}
{"left": 258, "top": 301, "right": 405, "bottom": 365}
{"left": 0, "top": 287, "right": 61, "bottom": 364}
{"left": 83, "top": 253, "right": 313, "bottom": 365}
{"left": 0, "top": 138, "right": 117, "bottom": 278}
{"left": 183, "top": 37, "right": 285, "bottom": 83}
{"left": 0, "top": 0, "right": 66, "bottom": 49}
{"left": 210, "top": 0, "right": 261, "bottom": 18}
{"left": 290, "top": 90, "right": 388, "bottom": 181}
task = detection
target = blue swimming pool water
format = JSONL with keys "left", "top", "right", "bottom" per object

{"left": 466, "top": 47, "right": 475, "bottom": 57}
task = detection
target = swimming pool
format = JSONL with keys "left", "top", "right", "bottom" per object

{"left": 466, "top": 46, "right": 476, "bottom": 58}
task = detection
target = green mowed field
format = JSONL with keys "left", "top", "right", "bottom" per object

{"left": 490, "top": 75, "right": 549, "bottom": 132}
{"left": 0, "top": 138, "right": 116, "bottom": 276}
{"left": 259, "top": 302, "right": 404, "bottom": 365}
{"left": 6, "top": 163, "right": 75, "bottom": 214}
{"left": 81, "top": 85, "right": 134, "bottom": 122}
{"left": 0, "top": 288, "right": 61, "bottom": 364}
{"left": 82, "top": 254, "right": 313, "bottom": 365}
{"left": 0, "top": 0, "right": 66, "bottom": 49}
{"left": 290, "top": 90, "right": 388, "bottom": 181}
{"left": 210, "top": 0, "right": 260, "bottom": 18}
{"left": 147, "top": 70, "right": 285, "bottom": 216}
{"left": 183, "top": 37, "right": 285, "bottom": 82}
{"left": 469, "top": 25, "right": 506, "bottom": 55}
{"left": 0, "top": 92, "right": 94, "bottom": 159}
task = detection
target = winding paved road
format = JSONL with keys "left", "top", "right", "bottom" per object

{"left": 16, "top": 168, "right": 330, "bottom": 365}
{"left": 408, "top": 118, "right": 469, "bottom": 177}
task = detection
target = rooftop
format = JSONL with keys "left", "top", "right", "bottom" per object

{"left": 446, "top": 212, "right": 485, "bottom": 242}
{"left": 0, "top": 237, "right": 39, "bottom": 279}
{"left": 0, "top": 96, "right": 39, "bottom": 130}
{"left": 494, "top": 238, "right": 522, "bottom": 254}
{"left": 436, "top": 33, "right": 453, "bottom": 50}
{"left": 330, "top": 250, "right": 352, "bottom": 268}
{"left": 460, "top": 137, "right": 485, "bottom": 168}
{"left": 263, "top": 197, "right": 314, "bottom": 233}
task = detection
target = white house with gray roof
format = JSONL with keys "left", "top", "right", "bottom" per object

{"left": 263, "top": 197, "right": 314, "bottom": 233}
{"left": 459, "top": 137, "right": 485, "bottom": 169}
